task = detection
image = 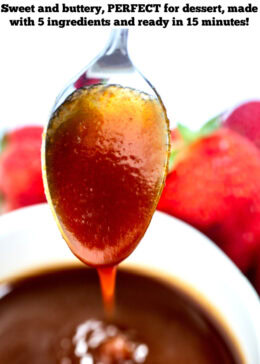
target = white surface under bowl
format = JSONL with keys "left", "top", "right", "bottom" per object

{"left": 0, "top": 203, "right": 259, "bottom": 363}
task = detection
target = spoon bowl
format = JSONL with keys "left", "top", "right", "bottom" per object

{"left": 42, "top": 29, "right": 170, "bottom": 267}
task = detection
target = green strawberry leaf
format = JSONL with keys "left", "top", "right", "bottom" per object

{"left": 199, "top": 114, "right": 222, "bottom": 136}
{"left": 168, "top": 114, "right": 222, "bottom": 173}
{"left": 178, "top": 113, "right": 222, "bottom": 145}
{"left": 0, "top": 131, "right": 8, "bottom": 154}
{"left": 177, "top": 124, "right": 199, "bottom": 143}
{"left": 168, "top": 149, "right": 178, "bottom": 172}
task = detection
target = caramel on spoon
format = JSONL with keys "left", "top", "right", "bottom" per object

{"left": 42, "top": 30, "right": 170, "bottom": 311}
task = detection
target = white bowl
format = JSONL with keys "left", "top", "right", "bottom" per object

{"left": 0, "top": 203, "right": 259, "bottom": 363}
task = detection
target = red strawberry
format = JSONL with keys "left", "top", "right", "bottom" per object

{"left": 4, "top": 126, "right": 44, "bottom": 146}
{"left": 74, "top": 72, "right": 103, "bottom": 89}
{"left": 0, "top": 126, "right": 46, "bottom": 213}
{"left": 158, "top": 126, "right": 260, "bottom": 272}
{"left": 224, "top": 101, "right": 260, "bottom": 149}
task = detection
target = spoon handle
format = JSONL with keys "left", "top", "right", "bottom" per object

{"left": 103, "top": 29, "right": 129, "bottom": 56}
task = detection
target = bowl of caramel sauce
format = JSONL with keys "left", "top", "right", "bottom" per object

{"left": 0, "top": 203, "right": 259, "bottom": 363}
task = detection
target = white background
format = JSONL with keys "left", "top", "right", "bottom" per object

{"left": 0, "top": 0, "right": 260, "bottom": 133}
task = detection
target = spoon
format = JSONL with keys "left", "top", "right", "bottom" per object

{"left": 42, "top": 29, "right": 170, "bottom": 270}
{"left": 52, "top": 29, "right": 160, "bottom": 111}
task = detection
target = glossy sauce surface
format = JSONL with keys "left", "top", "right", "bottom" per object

{"left": 0, "top": 267, "right": 239, "bottom": 364}
{"left": 45, "top": 85, "right": 169, "bottom": 267}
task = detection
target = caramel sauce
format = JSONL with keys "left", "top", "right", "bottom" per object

{"left": 45, "top": 84, "right": 169, "bottom": 308}
{"left": 97, "top": 266, "right": 117, "bottom": 314}
{"left": 0, "top": 267, "right": 240, "bottom": 364}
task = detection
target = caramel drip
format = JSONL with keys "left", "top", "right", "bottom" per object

{"left": 97, "top": 265, "right": 117, "bottom": 315}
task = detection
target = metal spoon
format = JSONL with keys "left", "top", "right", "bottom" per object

{"left": 42, "top": 29, "right": 170, "bottom": 267}
{"left": 52, "top": 29, "right": 160, "bottom": 111}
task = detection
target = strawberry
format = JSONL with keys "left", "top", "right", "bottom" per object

{"left": 0, "top": 126, "right": 46, "bottom": 213}
{"left": 74, "top": 72, "right": 104, "bottom": 89}
{"left": 158, "top": 124, "right": 260, "bottom": 272}
{"left": 224, "top": 101, "right": 260, "bottom": 149}
{"left": 3, "top": 126, "right": 44, "bottom": 146}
